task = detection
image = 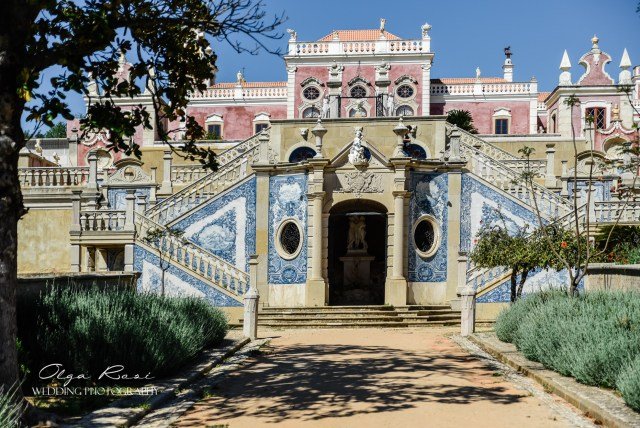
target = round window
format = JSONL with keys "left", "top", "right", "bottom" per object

{"left": 413, "top": 215, "right": 441, "bottom": 258}
{"left": 350, "top": 85, "right": 367, "bottom": 98}
{"left": 397, "top": 84, "right": 414, "bottom": 99}
{"left": 303, "top": 86, "right": 320, "bottom": 100}
{"left": 276, "top": 220, "right": 303, "bottom": 259}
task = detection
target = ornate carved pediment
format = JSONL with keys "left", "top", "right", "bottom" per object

{"left": 82, "top": 129, "right": 110, "bottom": 147}
{"left": 347, "top": 76, "right": 371, "bottom": 87}
{"left": 106, "top": 164, "right": 153, "bottom": 185}
{"left": 394, "top": 74, "right": 418, "bottom": 85}
{"left": 335, "top": 171, "right": 384, "bottom": 198}
{"left": 330, "top": 135, "right": 389, "bottom": 169}
{"left": 300, "top": 76, "right": 323, "bottom": 87}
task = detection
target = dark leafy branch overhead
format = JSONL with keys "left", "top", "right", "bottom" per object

{"left": 18, "top": 0, "right": 285, "bottom": 169}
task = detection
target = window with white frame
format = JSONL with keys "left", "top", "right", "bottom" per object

{"left": 253, "top": 112, "right": 271, "bottom": 134}
{"left": 395, "top": 105, "right": 414, "bottom": 117}
{"left": 492, "top": 108, "right": 511, "bottom": 135}
{"left": 204, "top": 114, "right": 223, "bottom": 140}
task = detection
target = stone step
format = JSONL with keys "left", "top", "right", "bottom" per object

{"left": 257, "top": 321, "right": 411, "bottom": 328}
{"left": 254, "top": 316, "right": 405, "bottom": 323}
{"left": 261, "top": 305, "right": 395, "bottom": 312}
{"left": 400, "top": 310, "right": 461, "bottom": 317}
{"left": 394, "top": 305, "right": 452, "bottom": 311}
{"left": 257, "top": 311, "right": 400, "bottom": 318}
{"left": 398, "top": 314, "right": 461, "bottom": 322}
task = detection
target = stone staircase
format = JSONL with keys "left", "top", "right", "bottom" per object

{"left": 145, "top": 132, "right": 262, "bottom": 225}
{"left": 233, "top": 305, "right": 461, "bottom": 329}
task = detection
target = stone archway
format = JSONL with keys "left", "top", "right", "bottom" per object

{"left": 328, "top": 199, "right": 388, "bottom": 306}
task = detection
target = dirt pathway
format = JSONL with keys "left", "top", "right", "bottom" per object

{"left": 175, "top": 328, "right": 591, "bottom": 428}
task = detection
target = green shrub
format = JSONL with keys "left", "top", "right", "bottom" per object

{"left": 496, "top": 291, "right": 640, "bottom": 410}
{"left": 0, "top": 384, "right": 24, "bottom": 428}
{"left": 617, "top": 355, "right": 640, "bottom": 412}
{"left": 19, "top": 287, "right": 228, "bottom": 384}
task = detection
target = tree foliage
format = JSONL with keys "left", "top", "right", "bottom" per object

{"left": 34, "top": 122, "right": 66, "bottom": 138}
{"left": 446, "top": 109, "right": 478, "bottom": 134}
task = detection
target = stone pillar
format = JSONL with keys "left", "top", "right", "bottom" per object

{"left": 392, "top": 118, "right": 409, "bottom": 157}
{"left": 124, "top": 189, "right": 136, "bottom": 231}
{"left": 160, "top": 149, "right": 173, "bottom": 195}
{"left": 253, "top": 171, "right": 271, "bottom": 305}
{"left": 124, "top": 243, "right": 134, "bottom": 272}
{"left": 243, "top": 255, "right": 260, "bottom": 340}
{"left": 258, "top": 131, "right": 270, "bottom": 164}
{"left": 310, "top": 192, "right": 325, "bottom": 281}
{"left": 446, "top": 171, "right": 463, "bottom": 304}
{"left": 448, "top": 125, "right": 462, "bottom": 162}
{"left": 135, "top": 194, "right": 147, "bottom": 214}
{"left": 71, "top": 190, "right": 82, "bottom": 233}
{"left": 385, "top": 190, "right": 408, "bottom": 306}
{"left": 560, "top": 161, "right": 569, "bottom": 197}
{"left": 460, "top": 287, "right": 476, "bottom": 337}
{"left": 70, "top": 245, "right": 81, "bottom": 272}
{"left": 87, "top": 151, "right": 98, "bottom": 191}
{"left": 95, "top": 248, "right": 108, "bottom": 272}
{"left": 545, "top": 143, "right": 556, "bottom": 187}
{"left": 84, "top": 246, "right": 96, "bottom": 272}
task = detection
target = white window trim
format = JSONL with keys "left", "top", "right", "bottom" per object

{"left": 581, "top": 101, "right": 611, "bottom": 135}
{"left": 205, "top": 114, "right": 224, "bottom": 139}
{"left": 275, "top": 218, "right": 304, "bottom": 260}
{"left": 412, "top": 214, "right": 442, "bottom": 258}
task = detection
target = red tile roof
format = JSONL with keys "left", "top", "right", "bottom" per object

{"left": 431, "top": 77, "right": 507, "bottom": 84}
{"left": 210, "top": 81, "right": 286, "bottom": 89}
{"left": 319, "top": 29, "right": 401, "bottom": 42}
{"left": 538, "top": 92, "right": 551, "bottom": 102}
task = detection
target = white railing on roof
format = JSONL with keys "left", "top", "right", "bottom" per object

{"left": 431, "top": 82, "right": 533, "bottom": 96}
{"left": 190, "top": 86, "right": 287, "bottom": 100}
{"left": 291, "top": 39, "right": 427, "bottom": 56}
{"left": 537, "top": 102, "right": 547, "bottom": 110}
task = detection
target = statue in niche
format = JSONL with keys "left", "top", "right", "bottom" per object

{"left": 386, "top": 93, "right": 395, "bottom": 116}
{"left": 321, "top": 96, "right": 330, "bottom": 118}
{"left": 347, "top": 215, "right": 368, "bottom": 252}
{"left": 348, "top": 128, "right": 368, "bottom": 166}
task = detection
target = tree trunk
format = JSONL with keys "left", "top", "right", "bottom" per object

{"left": 516, "top": 270, "right": 529, "bottom": 300}
{"left": 510, "top": 272, "right": 517, "bottom": 303}
{"left": 0, "top": 31, "right": 29, "bottom": 392}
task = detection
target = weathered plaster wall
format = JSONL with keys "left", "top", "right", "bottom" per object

{"left": 187, "top": 104, "right": 287, "bottom": 141}
{"left": 18, "top": 208, "right": 72, "bottom": 274}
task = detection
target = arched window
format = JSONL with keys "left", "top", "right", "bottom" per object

{"left": 302, "top": 107, "right": 320, "bottom": 118}
{"left": 205, "top": 113, "right": 224, "bottom": 139}
{"left": 405, "top": 143, "right": 427, "bottom": 159}
{"left": 396, "top": 105, "right": 414, "bottom": 117}
{"left": 350, "top": 85, "right": 367, "bottom": 98}
{"left": 348, "top": 107, "right": 367, "bottom": 118}
{"left": 289, "top": 146, "right": 317, "bottom": 163}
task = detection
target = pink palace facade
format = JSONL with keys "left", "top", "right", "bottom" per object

{"left": 61, "top": 20, "right": 639, "bottom": 168}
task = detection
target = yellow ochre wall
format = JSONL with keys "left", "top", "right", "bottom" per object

{"left": 18, "top": 208, "right": 72, "bottom": 274}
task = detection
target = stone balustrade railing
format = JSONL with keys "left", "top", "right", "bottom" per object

{"left": 79, "top": 209, "right": 127, "bottom": 231}
{"left": 501, "top": 159, "right": 547, "bottom": 177}
{"left": 190, "top": 86, "right": 287, "bottom": 100}
{"left": 19, "top": 166, "right": 90, "bottom": 188}
{"left": 135, "top": 213, "right": 249, "bottom": 297}
{"left": 150, "top": 133, "right": 262, "bottom": 223}
{"left": 537, "top": 101, "right": 547, "bottom": 110}
{"left": 171, "top": 165, "right": 211, "bottom": 185}
{"left": 465, "top": 204, "right": 588, "bottom": 293}
{"left": 447, "top": 124, "right": 519, "bottom": 161}
{"left": 290, "top": 38, "right": 427, "bottom": 56}
{"left": 594, "top": 200, "right": 640, "bottom": 224}
{"left": 462, "top": 144, "right": 572, "bottom": 219}
{"left": 431, "top": 82, "right": 533, "bottom": 96}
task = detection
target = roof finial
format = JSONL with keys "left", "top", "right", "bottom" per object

{"left": 591, "top": 34, "right": 599, "bottom": 49}
{"left": 559, "top": 50, "right": 572, "bottom": 86}
{"left": 380, "top": 18, "right": 386, "bottom": 33}
{"left": 619, "top": 48, "right": 633, "bottom": 84}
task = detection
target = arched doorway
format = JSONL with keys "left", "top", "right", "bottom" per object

{"left": 328, "top": 199, "right": 387, "bottom": 306}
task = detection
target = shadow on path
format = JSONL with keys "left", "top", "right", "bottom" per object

{"left": 178, "top": 336, "right": 526, "bottom": 425}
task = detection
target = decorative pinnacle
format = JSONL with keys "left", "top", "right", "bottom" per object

{"left": 393, "top": 117, "right": 409, "bottom": 137}
{"left": 591, "top": 34, "right": 599, "bottom": 49}
{"left": 560, "top": 50, "right": 571, "bottom": 70}
{"left": 311, "top": 117, "right": 327, "bottom": 137}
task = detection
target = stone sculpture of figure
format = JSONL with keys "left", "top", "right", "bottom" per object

{"left": 347, "top": 216, "right": 368, "bottom": 252}
{"left": 386, "top": 93, "right": 395, "bottom": 116}
{"left": 321, "top": 96, "right": 330, "bottom": 118}
{"left": 286, "top": 28, "right": 297, "bottom": 41}
{"left": 476, "top": 67, "right": 481, "bottom": 79}
{"left": 348, "top": 128, "right": 368, "bottom": 166}
{"left": 236, "top": 70, "right": 244, "bottom": 84}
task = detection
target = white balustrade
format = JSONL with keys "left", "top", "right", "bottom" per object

{"left": 171, "top": 165, "right": 211, "bottom": 184}
{"left": 595, "top": 201, "right": 640, "bottom": 224}
{"left": 19, "top": 166, "right": 89, "bottom": 188}
{"left": 135, "top": 213, "right": 249, "bottom": 297}
{"left": 79, "top": 210, "right": 126, "bottom": 231}
{"left": 146, "top": 134, "right": 260, "bottom": 224}
{"left": 190, "top": 86, "right": 287, "bottom": 100}
{"left": 432, "top": 82, "right": 532, "bottom": 96}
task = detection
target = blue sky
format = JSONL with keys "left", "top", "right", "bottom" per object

{"left": 31, "top": 0, "right": 640, "bottom": 127}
